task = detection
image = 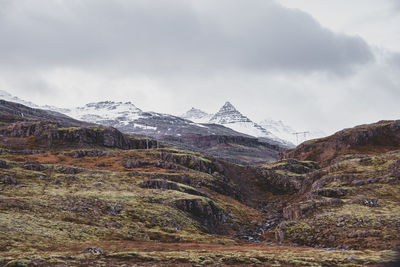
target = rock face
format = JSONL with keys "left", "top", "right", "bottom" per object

{"left": 174, "top": 198, "right": 227, "bottom": 233}
{"left": 159, "top": 151, "right": 222, "bottom": 174}
{"left": 281, "top": 120, "right": 400, "bottom": 166}
{"left": 0, "top": 121, "right": 159, "bottom": 150}
{"left": 161, "top": 134, "right": 282, "bottom": 165}
{"left": 256, "top": 159, "right": 319, "bottom": 194}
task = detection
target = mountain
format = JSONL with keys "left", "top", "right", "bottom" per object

{"left": 181, "top": 107, "right": 213, "bottom": 123}
{"left": 182, "top": 103, "right": 326, "bottom": 146}
{"left": 0, "top": 91, "right": 283, "bottom": 164}
{"left": 1, "top": 100, "right": 398, "bottom": 266}
{"left": 259, "top": 119, "right": 297, "bottom": 144}
{"left": 61, "top": 101, "right": 282, "bottom": 164}
{"left": 0, "top": 90, "right": 39, "bottom": 108}
{"left": 66, "top": 101, "right": 143, "bottom": 128}
{"left": 0, "top": 99, "right": 86, "bottom": 126}
{"left": 61, "top": 101, "right": 248, "bottom": 138}
{"left": 259, "top": 119, "right": 325, "bottom": 145}
{"left": 183, "top": 102, "right": 294, "bottom": 147}
{"left": 209, "top": 102, "right": 279, "bottom": 140}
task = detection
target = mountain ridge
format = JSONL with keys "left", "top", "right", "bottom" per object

{"left": 0, "top": 94, "right": 283, "bottom": 164}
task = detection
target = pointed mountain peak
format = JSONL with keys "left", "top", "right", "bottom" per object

{"left": 188, "top": 107, "right": 202, "bottom": 112}
{"left": 221, "top": 101, "right": 236, "bottom": 110}
{"left": 210, "top": 101, "right": 251, "bottom": 124}
{"left": 181, "top": 107, "right": 212, "bottom": 123}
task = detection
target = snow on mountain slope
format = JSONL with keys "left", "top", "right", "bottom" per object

{"left": 181, "top": 107, "right": 213, "bottom": 123}
{"left": 180, "top": 102, "right": 325, "bottom": 146}
{"left": 259, "top": 119, "right": 297, "bottom": 145}
{"left": 259, "top": 119, "right": 326, "bottom": 145}
{"left": 0, "top": 90, "right": 39, "bottom": 108}
{"left": 1, "top": 90, "right": 306, "bottom": 147}
{"left": 66, "top": 101, "right": 142, "bottom": 124}
{"left": 207, "top": 102, "right": 293, "bottom": 146}
{"left": 0, "top": 90, "right": 71, "bottom": 114}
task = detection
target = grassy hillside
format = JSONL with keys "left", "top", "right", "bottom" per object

{"left": 0, "top": 104, "right": 399, "bottom": 266}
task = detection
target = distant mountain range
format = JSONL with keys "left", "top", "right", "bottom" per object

{"left": 181, "top": 102, "right": 325, "bottom": 145}
{"left": 0, "top": 90, "right": 326, "bottom": 163}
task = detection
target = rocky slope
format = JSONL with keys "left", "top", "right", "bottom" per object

{"left": 281, "top": 120, "right": 400, "bottom": 166}
{"left": 0, "top": 99, "right": 86, "bottom": 126}
{"left": 0, "top": 101, "right": 399, "bottom": 266}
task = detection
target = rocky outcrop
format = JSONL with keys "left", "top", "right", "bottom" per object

{"left": 351, "top": 198, "right": 380, "bottom": 207}
{"left": 159, "top": 151, "right": 224, "bottom": 174}
{"left": 139, "top": 179, "right": 206, "bottom": 196}
{"left": 174, "top": 198, "right": 227, "bottom": 233}
{"left": 54, "top": 165, "right": 84, "bottom": 174}
{"left": 23, "top": 161, "right": 46, "bottom": 171}
{"left": 140, "top": 180, "right": 180, "bottom": 191}
{"left": 283, "top": 198, "right": 344, "bottom": 220}
{"left": 0, "top": 121, "right": 160, "bottom": 150}
{"left": 260, "top": 170, "right": 303, "bottom": 194}
{"left": 275, "top": 221, "right": 313, "bottom": 245}
{"left": 255, "top": 160, "right": 319, "bottom": 194}
{"left": 162, "top": 134, "right": 281, "bottom": 165}
{"left": 67, "top": 150, "right": 110, "bottom": 158}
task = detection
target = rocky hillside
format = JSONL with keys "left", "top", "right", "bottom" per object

{"left": 0, "top": 99, "right": 85, "bottom": 126}
{"left": 0, "top": 100, "right": 399, "bottom": 266}
{"left": 282, "top": 120, "right": 400, "bottom": 166}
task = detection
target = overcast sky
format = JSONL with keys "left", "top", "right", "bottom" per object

{"left": 0, "top": 0, "right": 399, "bottom": 134}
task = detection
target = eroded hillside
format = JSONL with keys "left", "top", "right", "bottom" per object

{"left": 0, "top": 102, "right": 399, "bottom": 266}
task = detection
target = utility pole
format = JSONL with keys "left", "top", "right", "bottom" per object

{"left": 145, "top": 124, "right": 149, "bottom": 150}
{"left": 292, "top": 131, "right": 310, "bottom": 145}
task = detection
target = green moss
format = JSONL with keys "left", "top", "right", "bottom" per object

{"left": 57, "top": 127, "right": 81, "bottom": 132}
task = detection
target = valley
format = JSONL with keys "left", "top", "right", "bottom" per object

{"left": 0, "top": 99, "right": 399, "bottom": 266}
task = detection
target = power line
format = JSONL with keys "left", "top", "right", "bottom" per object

{"left": 292, "top": 131, "right": 310, "bottom": 145}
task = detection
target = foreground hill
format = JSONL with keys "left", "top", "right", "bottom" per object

{"left": 282, "top": 120, "right": 400, "bottom": 166}
{"left": 0, "top": 102, "right": 399, "bottom": 266}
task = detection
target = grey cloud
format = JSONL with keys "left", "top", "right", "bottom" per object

{"left": 389, "top": 52, "right": 400, "bottom": 68}
{"left": 0, "top": 0, "right": 373, "bottom": 74}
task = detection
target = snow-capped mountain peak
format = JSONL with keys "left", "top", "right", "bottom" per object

{"left": 205, "top": 101, "right": 295, "bottom": 146}
{"left": 67, "top": 101, "right": 142, "bottom": 124}
{"left": 181, "top": 107, "right": 212, "bottom": 123}
{"left": 209, "top": 101, "right": 251, "bottom": 124}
